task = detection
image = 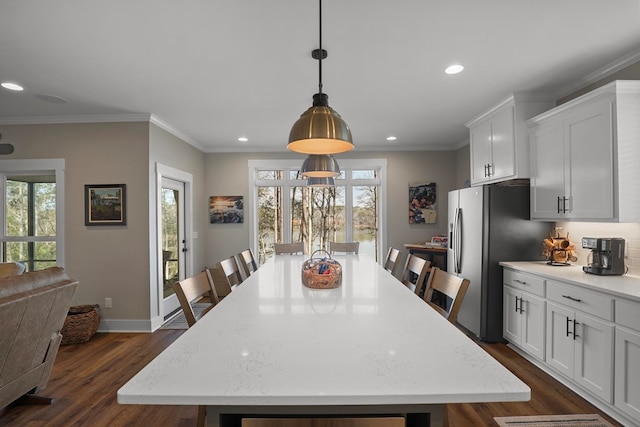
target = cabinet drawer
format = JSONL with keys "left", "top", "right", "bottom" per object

{"left": 503, "top": 269, "right": 545, "bottom": 297}
{"left": 546, "top": 280, "right": 614, "bottom": 321}
{"left": 616, "top": 299, "right": 640, "bottom": 332}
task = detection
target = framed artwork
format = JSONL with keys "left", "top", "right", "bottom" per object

{"left": 209, "top": 196, "right": 244, "bottom": 224}
{"left": 85, "top": 184, "right": 126, "bottom": 226}
{"left": 409, "top": 182, "right": 436, "bottom": 224}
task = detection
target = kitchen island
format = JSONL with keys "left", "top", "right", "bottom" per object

{"left": 119, "top": 255, "right": 530, "bottom": 427}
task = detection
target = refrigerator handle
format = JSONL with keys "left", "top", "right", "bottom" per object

{"left": 450, "top": 208, "right": 458, "bottom": 260}
{"left": 455, "top": 208, "right": 462, "bottom": 274}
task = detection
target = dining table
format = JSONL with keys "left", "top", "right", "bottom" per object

{"left": 118, "top": 254, "right": 530, "bottom": 426}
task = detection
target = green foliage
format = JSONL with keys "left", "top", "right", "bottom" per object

{"left": 3, "top": 179, "right": 57, "bottom": 269}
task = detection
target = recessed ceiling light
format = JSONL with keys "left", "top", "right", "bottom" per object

{"left": 445, "top": 64, "right": 464, "bottom": 75}
{"left": 237, "top": 137, "right": 248, "bottom": 142}
{"left": 1, "top": 82, "right": 24, "bottom": 91}
{"left": 386, "top": 136, "right": 397, "bottom": 141}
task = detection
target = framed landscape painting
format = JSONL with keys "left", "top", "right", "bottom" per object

{"left": 209, "top": 196, "right": 243, "bottom": 224}
{"left": 85, "top": 184, "right": 127, "bottom": 226}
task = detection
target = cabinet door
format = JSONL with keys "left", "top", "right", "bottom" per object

{"left": 521, "top": 292, "right": 546, "bottom": 361}
{"left": 573, "top": 312, "right": 614, "bottom": 402}
{"left": 615, "top": 327, "right": 640, "bottom": 422}
{"left": 489, "top": 105, "right": 515, "bottom": 181}
{"left": 503, "top": 286, "right": 522, "bottom": 345}
{"left": 530, "top": 122, "right": 565, "bottom": 220}
{"left": 564, "top": 100, "right": 614, "bottom": 219}
{"left": 470, "top": 119, "right": 492, "bottom": 185}
{"left": 546, "top": 301, "right": 574, "bottom": 378}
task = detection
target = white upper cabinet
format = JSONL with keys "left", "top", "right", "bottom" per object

{"left": 466, "top": 93, "right": 554, "bottom": 186}
{"left": 528, "top": 80, "right": 640, "bottom": 222}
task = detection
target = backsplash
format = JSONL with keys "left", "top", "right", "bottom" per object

{"left": 555, "top": 222, "right": 640, "bottom": 277}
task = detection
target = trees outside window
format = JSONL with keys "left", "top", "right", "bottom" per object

{"left": 3, "top": 175, "right": 58, "bottom": 271}
{"left": 250, "top": 160, "right": 386, "bottom": 265}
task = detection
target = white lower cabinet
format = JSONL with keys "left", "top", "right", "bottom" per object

{"left": 502, "top": 266, "right": 638, "bottom": 426}
{"left": 546, "top": 301, "right": 614, "bottom": 402}
{"left": 615, "top": 299, "right": 640, "bottom": 422}
{"left": 503, "top": 285, "right": 545, "bottom": 361}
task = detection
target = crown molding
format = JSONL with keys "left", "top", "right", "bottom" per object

{"left": 556, "top": 48, "right": 640, "bottom": 99}
{"left": 0, "top": 113, "right": 205, "bottom": 151}
{"left": 148, "top": 115, "right": 203, "bottom": 151}
{"left": 0, "top": 113, "right": 152, "bottom": 126}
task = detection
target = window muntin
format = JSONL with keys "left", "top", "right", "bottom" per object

{"left": 3, "top": 175, "right": 58, "bottom": 271}
{"left": 249, "top": 160, "right": 386, "bottom": 264}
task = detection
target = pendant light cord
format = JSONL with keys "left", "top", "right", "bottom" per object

{"left": 318, "top": 0, "right": 323, "bottom": 96}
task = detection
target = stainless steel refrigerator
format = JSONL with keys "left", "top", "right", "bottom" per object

{"left": 447, "top": 184, "right": 550, "bottom": 342}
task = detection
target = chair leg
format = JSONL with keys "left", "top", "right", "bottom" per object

{"left": 197, "top": 405, "right": 206, "bottom": 427}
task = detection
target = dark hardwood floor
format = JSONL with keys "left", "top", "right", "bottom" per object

{"left": 0, "top": 331, "right": 623, "bottom": 427}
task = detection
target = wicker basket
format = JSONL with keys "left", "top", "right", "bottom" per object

{"left": 301, "top": 250, "right": 342, "bottom": 289}
{"left": 61, "top": 305, "right": 100, "bottom": 345}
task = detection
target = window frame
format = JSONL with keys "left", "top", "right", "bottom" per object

{"left": 0, "top": 159, "right": 65, "bottom": 268}
{"left": 248, "top": 158, "right": 387, "bottom": 262}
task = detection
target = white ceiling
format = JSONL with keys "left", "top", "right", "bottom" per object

{"left": 1, "top": 1, "right": 639, "bottom": 153}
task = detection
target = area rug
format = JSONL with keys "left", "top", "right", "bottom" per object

{"left": 160, "top": 303, "right": 209, "bottom": 329}
{"left": 494, "top": 414, "right": 614, "bottom": 427}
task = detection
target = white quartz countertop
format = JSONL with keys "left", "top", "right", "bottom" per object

{"left": 119, "top": 255, "right": 529, "bottom": 408}
{"left": 499, "top": 261, "right": 640, "bottom": 302}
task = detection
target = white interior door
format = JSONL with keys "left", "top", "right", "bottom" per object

{"left": 160, "top": 177, "right": 186, "bottom": 317}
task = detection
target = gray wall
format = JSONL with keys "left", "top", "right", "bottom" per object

{"left": 0, "top": 122, "right": 151, "bottom": 323}
{"left": 204, "top": 150, "right": 460, "bottom": 268}
{"left": 0, "top": 123, "right": 462, "bottom": 329}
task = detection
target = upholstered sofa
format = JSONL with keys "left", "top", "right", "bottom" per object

{"left": 0, "top": 267, "right": 78, "bottom": 408}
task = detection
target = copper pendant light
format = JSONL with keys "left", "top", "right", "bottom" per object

{"left": 306, "top": 177, "right": 335, "bottom": 187}
{"left": 300, "top": 154, "right": 340, "bottom": 178}
{"left": 287, "top": 0, "right": 353, "bottom": 155}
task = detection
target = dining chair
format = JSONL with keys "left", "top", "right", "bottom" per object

{"left": 383, "top": 247, "right": 401, "bottom": 275}
{"left": 274, "top": 242, "right": 304, "bottom": 255}
{"left": 0, "top": 261, "right": 26, "bottom": 278}
{"left": 328, "top": 241, "right": 360, "bottom": 255}
{"left": 422, "top": 267, "right": 470, "bottom": 324}
{"left": 237, "top": 248, "right": 258, "bottom": 281}
{"left": 399, "top": 254, "right": 431, "bottom": 296}
{"left": 171, "top": 271, "right": 216, "bottom": 427}
{"left": 216, "top": 256, "right": 244, "bottom": 291}
{"left": 172, "top": 271, "right": 220, "bottom": 328}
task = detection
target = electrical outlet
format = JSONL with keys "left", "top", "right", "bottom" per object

{"left": 105, "top": 297, "right": 113, "bottom": 309}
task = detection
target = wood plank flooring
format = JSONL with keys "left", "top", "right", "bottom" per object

{"left": 0, "top": 331, "right": 623, "bottom": 426}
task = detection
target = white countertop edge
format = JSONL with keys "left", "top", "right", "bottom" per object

{"left": 499, "top": 261, "right": 640, "bottom": 302}
{"left": 117, "top": 390, "right": 531, "bottom": 407}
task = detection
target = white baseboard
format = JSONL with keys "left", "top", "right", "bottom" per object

{"left": 97, "top": 315, "right": 167, "bottom": 333}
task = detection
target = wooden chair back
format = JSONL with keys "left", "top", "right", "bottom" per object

{"left": 0, "top": 262, "right": 26, "bottom": 278}
{"left": 171, "top": 271, "right": 215, "bottom": 427}
{"left": 274, "top": 242, "right": 304, "bottom": 255}
{"left": 216, "top": 256, "right": 243, "bottom": 291}
{"left": 423, "top": 267, "right": 470, "bottom": 324}
{"left": 237, "top": 249, "right": 258, "bottom": 280}
{"left": 205, "top": 267, "right": 232, "bottom": 299}
{"left": 329, "top": 241, "right": 360, "bottom": 254}
{"left": 172, "top": 271, "right": 219, "bottom": 328}
{"left": 400, "top": 254, "right": 431, "bottom": 296}
{"left": 383, "top": 247, "right": 400, "bottom": 275}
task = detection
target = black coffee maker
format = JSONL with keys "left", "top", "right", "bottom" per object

{"left": 582, "top": 237, "right": 626, "bottom": 275}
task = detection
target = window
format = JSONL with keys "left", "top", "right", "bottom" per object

{"left": 1, "top": 159, "right": 65, "bottom": 271}
{"left": 249, "top": 159, "right": 387, "bottom": 264}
